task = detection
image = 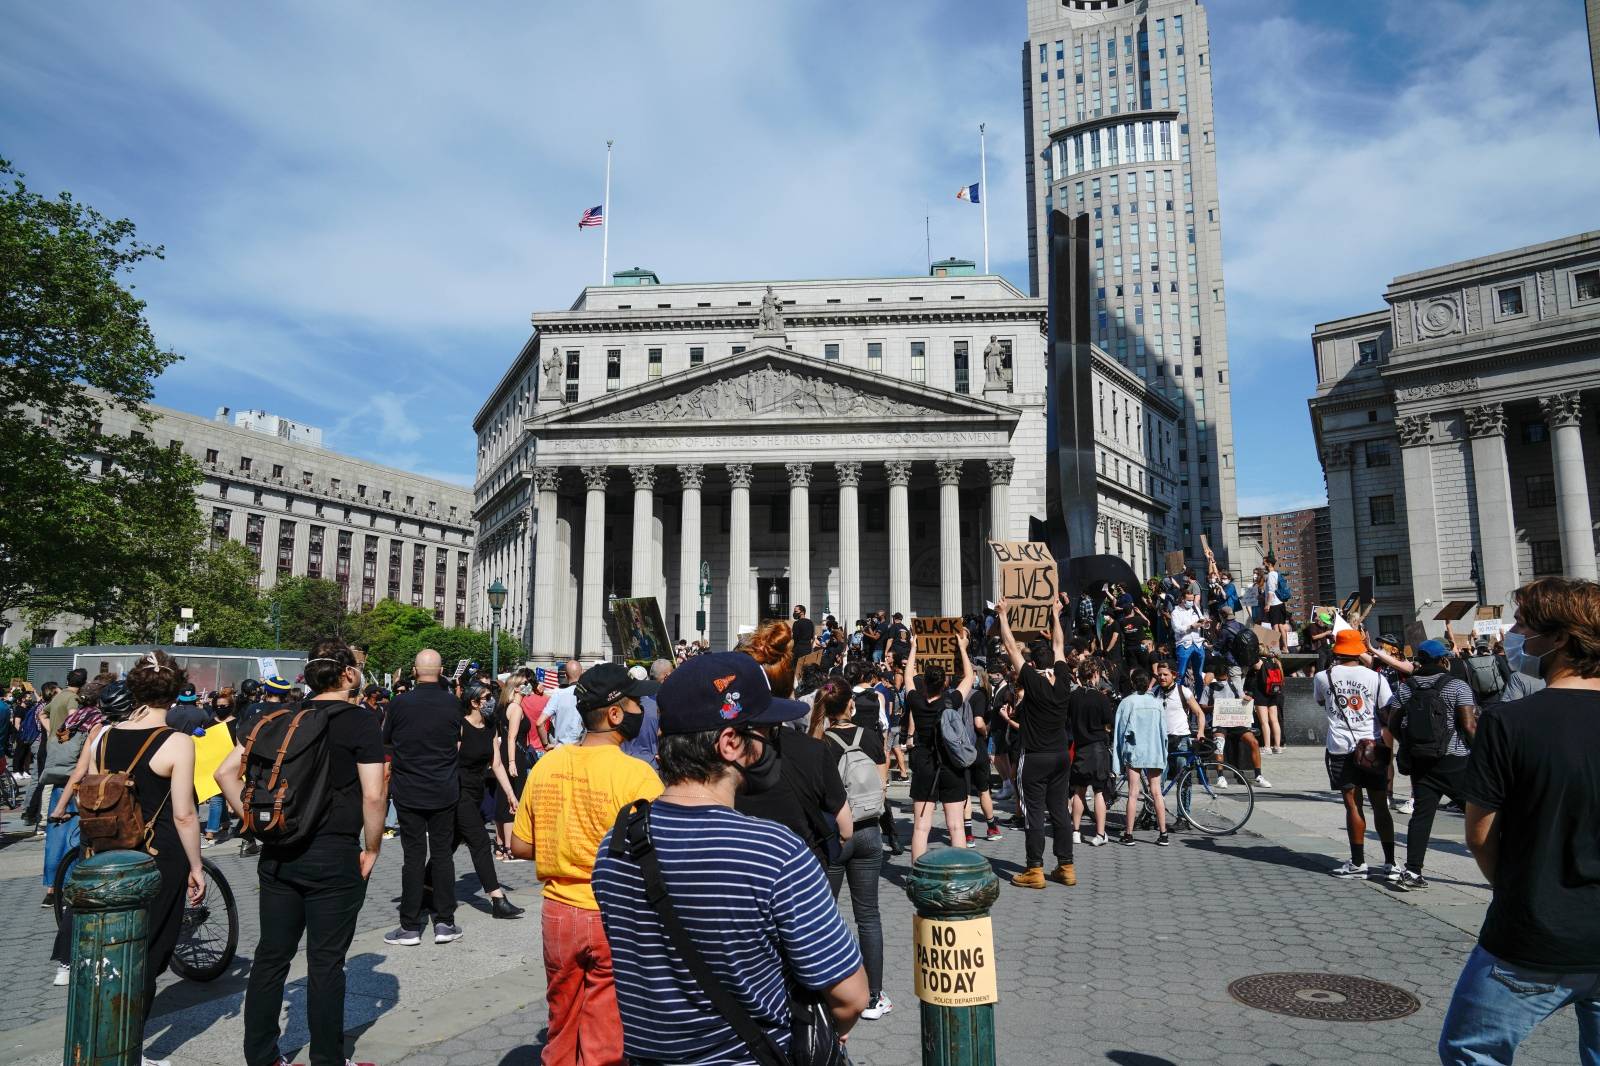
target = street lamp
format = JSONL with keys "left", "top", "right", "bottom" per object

{"left": 766, "top": 579, "right": 781, "bottom": 618}
{"left": 487, "top": 578, "right": 507, "bottom": 682}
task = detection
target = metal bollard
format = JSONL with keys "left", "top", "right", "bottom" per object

{"left": 905, "top": 848, "right": 1002, "bottom": 1066}
{"left": 63, "top": 851, "right": 163, "bottom": 1066}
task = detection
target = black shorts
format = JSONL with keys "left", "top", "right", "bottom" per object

{"left": 910, "top": 745, "right": 967, "bottom": 804}
{"left": 1326, "top": 751, "right": 1389, "bottom": 792}
{"left": 1069, "top": 742, "right": 1114, "bottom": 794}
{"left": 1267, "top": 604, "right": 1290, "bottom": 625}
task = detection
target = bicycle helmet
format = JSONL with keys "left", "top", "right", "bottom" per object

{"left": 239, "top": 677, "right": 262, "bottom": 700}
{"left": 99, "top": 680, "right": 135, "bottom": 722}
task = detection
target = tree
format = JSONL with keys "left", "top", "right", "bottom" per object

{"left": 345, "top": 600, "right": 438, "bottom": 677}
{"left": 266, "top": 577, "right": 350, "bottom": 649}
{"left": 73, "top": 540, "right": 272, "bottom": 648}
{"left": 0, "top": 157, "right": 200, "bottom": 623}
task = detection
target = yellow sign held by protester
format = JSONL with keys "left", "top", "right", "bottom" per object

{"left": 913, "top": 915, "right": 998, "bottom": 1006}
{"left": 192, "top": 723, "right": 235, "bottom": 803}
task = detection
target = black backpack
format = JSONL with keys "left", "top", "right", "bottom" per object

{"left": 1402, "top": 677, "right": 1455, "bottom": 761}
{"left": 237, "top": 701, "right": 344, "bottom": 846}
{"left": 1230, "top": 624, "right": 1261, "bottom": 670}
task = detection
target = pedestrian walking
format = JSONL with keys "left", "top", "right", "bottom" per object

{"left": 1389, "top": 640, "right": 1476, "bottom": 890}
{"left": 1315, "top": 629, "right": 1400, "bottom": 882}
{"left": 1440, "top": 576, "right": 1600, "bottom": 1064}
{"left": 455, "top": 683, "right": 524, "bottom": 919}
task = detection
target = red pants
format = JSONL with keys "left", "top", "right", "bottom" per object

{"left": 542, "top": 898, "right": 625, "bottom": 1066}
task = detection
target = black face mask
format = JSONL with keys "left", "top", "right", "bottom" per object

{"left": 615, "top": 708, "right": 645, "bottom": 742}
{"left": 733, "top": 732, "right": 781, "bottom": 795}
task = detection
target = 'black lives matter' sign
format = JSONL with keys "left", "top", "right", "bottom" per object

{"left": 912, "top": 616, "right": 962, "bottom": 676}
{"left": 990, "top": 540, "right": 1057, "bottom": 635}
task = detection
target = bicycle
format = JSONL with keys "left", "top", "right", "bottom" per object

{"left": 51, "top": 826, "right": 239, "bottom": 982}
{"left": 0, "top": 761, "right": 20, "bottom": 809}
{"left": 1110, "top": 737, "right": 1254, "bottom": 835}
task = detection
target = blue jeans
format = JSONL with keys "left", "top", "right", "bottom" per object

{"left": 206, "top": 795, "right": 226, "bottom": 834}
{"left": 42, "top": 786, "right": 79, "bottom": 888}
{"left": 1440, "top": 945, "right": 1600, "bottom": 1064}
{"left": 1176, "top": 643, "right": 1205, "bottom": 693}
{"left": 825, "top": 824, "right": 884, "bottom": 999}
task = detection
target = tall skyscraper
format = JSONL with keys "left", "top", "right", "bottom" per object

{"left": 1023, "top": 0, "right": 1238, "bottom": 564}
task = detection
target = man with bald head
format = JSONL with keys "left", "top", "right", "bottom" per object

{"left": 382, "top": 648, "right": 466, "bottom": 947}
{"left": 538, "top": 659, "right": 587, "bottom": 749}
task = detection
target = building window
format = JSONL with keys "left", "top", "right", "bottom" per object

{"left": 1364, "top": 441, "right": 1392, "bottom": 468}
{"left": 204, "top": 448, "right": 218, "bottom": 464}
{"left": 731, "top": 345, "right": 745, "bottom": 355}
{"left": 1357, "top": 339, "right": 1380, "bottom": 365}
{"left": 239, "top": 456, "right": 252, "bottom": 472}
{"left": 1369, "top": 495, "right": 1396, "bottom": 525}
{"left": 211, "top": 508, "right": 231, "bottom": 546}
{"left": 867, "top": 342, "right": 883, "bottom": 373}
{"left": 1377, "top": 614, "right": 1405, "bottom": 642}
{"left": 910, "top": 341, "right": 927, "bottom": 383}
{"left": 277, "top": 521, "right": 296, "bottom": 577}
{"left": 1531, "top": 539, "right": 1563, "bottom": 575}
{"left": 308, "top": 526, "right": 324, "bottom": 579}
{"left": 1574, "top": 269, "right": 1600, "bottom": 303}
{"left": 1521, "top": 420, "right": 1549, "bottom": 444}
{"left": 1525, "top": 473, "right": 1556, "bottom": 507}
{"left": 1373, "top": 555, "right": 1402, "bottom": 586}
{"left": 606, "top": 349, "right": 621, "bottom": 391}
{"left": 357, "top": 484, "right": 367, "bottom": 498}
{"left": 689, "top": 345, "right": 705, "bottom": 366}
{"left": 647, "top": 348, "right": 662, "bottom": 379}
{"left": 954, "top": 340, "right": 970, "bottom": 394}
{"left": 1496, "top": 286, "right": 1524, "bottom": 317}
{"left": 824, "top": 343, "right": 840, "bottom": 362}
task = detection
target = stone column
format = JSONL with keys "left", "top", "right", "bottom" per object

{"left": 727, "top": 463, "right": 754, "bottom": 640}
{"left": 1321, "top": 442, "right": 1361, "bottom": 604}
{"left": 1465, "top": 403, "right": 1521, "bottom": 612}
{"left": 1541, "top": 392, "right": 1597, "bottom": 580}
{"left": 629, "top": 465, "right": 657, "bottom": 597}
{"left": 836, "top": 462, "right": 862, "bottom": 629}
{"left": 786, "top": 463, "right": 812, "bottom": 613}
{"left": 886, "top": 460, "right": 913, "bottom": 617}
{"left": 937, "top": 460, "right": 964, "bottom": 616}
{"left": 531, "top": 468, "right": 562, "bottom": 661}
{"left": 580, "top": 465, "right": 609, "bottom": 659}
{"left": 986, "top": 458, "right": 1014, "bottom": 600}
{"left": 1396, "top": 415, "right": 1442, "bottom": 632}
{"left": 677, "top": 465, "right": 705, "bottom": 642}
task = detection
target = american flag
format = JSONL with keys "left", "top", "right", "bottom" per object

{"left": 577, "top": 205, "right": 603, "bottom": 229}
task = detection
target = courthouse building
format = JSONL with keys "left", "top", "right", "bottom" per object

{"left": 3, "top": 401, "right": 475, "bottom": 649}
{"left": 474, "top": 265, "right": 1181, "bottom": 661}
{"left": 1310, "top": 231, "right": 1600, "bottom": 638}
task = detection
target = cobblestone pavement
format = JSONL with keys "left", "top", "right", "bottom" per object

{"left": 0, "top": 751, "right": 1583, "bottom": 1065}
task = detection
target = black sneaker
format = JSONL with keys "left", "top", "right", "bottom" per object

{"left": 434, "top": 922, "right": 464, "bottom": 944}
{"left": 1395, "top": 869, "right": 1429, "bottom": 892}
{"left": 1119, "top": 833, "right": 1135, "bottom": 847}
{"left": 1155, "top": 833, "right": 1171, "bottom": 847}
{"left": 383, "top": 927, "right": 421, "bottom": 947}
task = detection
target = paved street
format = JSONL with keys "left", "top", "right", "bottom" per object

{"left": 0, "top": 751, "right": 1581, "bottom": 1065}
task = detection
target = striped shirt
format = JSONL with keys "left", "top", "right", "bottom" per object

{"left": 1395, "top": 673, "right": 1475, "bottom": 758}
{"left": 592, "top": 800, "right": 862, "bottom": 1065}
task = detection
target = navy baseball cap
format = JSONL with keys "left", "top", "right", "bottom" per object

{"left": 657, "top": 652, "right": 809, "bottom": 735}
{"left": 1415, "top": 639, "right": 1452, "bottom": 663}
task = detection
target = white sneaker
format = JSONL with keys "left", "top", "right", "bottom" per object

{"left": 1331, "top": 860, "right": 1369, "bottom": 879}
{"left": 1071, "top": 830, "right": 1081, "bottom": 844}
{"left": 1390, "top": 796, "right": 1415, "bottom": 814}
{"left": 1254, "top": 775, "right": 1272, "bottom": 789}
{"left": 53, "top": 963, "right": 69, "bottom": 986}
{"left": 1383, "top": 863, "right": 1403, "bottom": 884}
{"left": 1214, "top": 775, "right": 1228, "bottom": 790}
{"left": 1086, "top": 834, "right": 1108, "bottom": 847}
{"left": 142, "top": 1057, "right": 171, "bottom": 1066}
{"left": 861, "top": 992, "right": 893, "bottom": 1020}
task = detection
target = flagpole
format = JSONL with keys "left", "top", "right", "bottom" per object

{"left": 601, "top": 140, "right": 613, "bottom": 286}
{"left": 925, "top": 204, "right": 931, "bottom": 273}
{"left": 979, "top": 122, "right": 989, "bottom": 274}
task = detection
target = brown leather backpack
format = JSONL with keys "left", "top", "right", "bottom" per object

{"left": 78, "top": 727, "right": 172, "bottom": 856}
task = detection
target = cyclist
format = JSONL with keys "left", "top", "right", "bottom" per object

{"left": 1151, "top": 660, "right": 1207, "bottom": 784}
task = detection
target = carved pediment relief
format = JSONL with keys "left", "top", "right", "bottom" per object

{"left": 589, "top": 364, "right": 939, "bottom": 423}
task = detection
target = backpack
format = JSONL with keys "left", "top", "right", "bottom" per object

{"left": 828, "top": 728, "right": 885, "bottom": 822}
{"left": 1402, "top": 676, "right": 1456, "bottom": 760}
{"left": 1230, "top": 624, "right": 1261, "bottom": 670}
{"left": 237, "top": 700, "right": 344, "bottom": 846}
{"left": 1263, "top": 663, "right": 1284, "bottom": 696}
{"left": 78, "top": 727, "right": 173, "bottom": 856}
{"left": 939, "top": 691, "right": 979, "bottom": 769}
{"left": 1464, "top": 655, "right": 1505, "bottom": 700}
{"left": 852, "top": 688, "right": 883, "bottom": 733}
{"left": 1276, "top": 574, "right": 1292, "bottom": 604}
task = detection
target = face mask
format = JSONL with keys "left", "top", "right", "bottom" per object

{"left": 1504, "top": 631, "right": 1552, "bottom": 679}
{"left": 615, "top": 708, "right": 645, "bottom": 742}
{"left": 733, "top": 733, "right": 781, "bottom": 796}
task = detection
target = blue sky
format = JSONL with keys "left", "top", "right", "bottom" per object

{"left": 4, "top": 0, "right": 1596, "bottom": 511}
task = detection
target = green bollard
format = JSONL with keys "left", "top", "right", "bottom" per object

{"left": 905, "top": 848, "right": 1002, "bottom": 1066}
{"left": 63, "top": 850, "right": 163, "bottom": 1066}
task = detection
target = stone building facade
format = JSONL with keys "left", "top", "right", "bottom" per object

{"left": 1023, "top": 0, "right": 1239, "bottom": 565}
{"left": 1310, "top": 231, "right": 1600, "bottom": 638}
{"left": 1237, "top": 506, "right": 1335, "bottom": 624}
{"left": 475, "top": 268, "right": 1182, "bottom": 661}
{"left": 3, "top": 401, "right": 476, "bottom": 649}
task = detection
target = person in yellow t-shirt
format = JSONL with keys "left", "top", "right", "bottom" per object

{"left": 512, "top": 662, "right": 661, "bottom": 1066}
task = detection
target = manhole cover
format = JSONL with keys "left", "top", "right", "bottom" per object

{"left": 1228, "top": 973, "right": 1420, "bottom": 1022}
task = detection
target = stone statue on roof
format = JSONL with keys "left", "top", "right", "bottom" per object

{"left": 756, "top": 286, "right": 784, "bottom": 334}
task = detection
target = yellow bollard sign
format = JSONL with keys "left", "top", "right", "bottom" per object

{"left": 913, "top": 915, "right": 998, "bottom": 1007}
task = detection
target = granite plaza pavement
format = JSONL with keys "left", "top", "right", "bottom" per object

{"left": 0, "top": 749, "right": 1582, "bottom": 1066}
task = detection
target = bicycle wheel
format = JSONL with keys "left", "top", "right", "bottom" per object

{"left": 169, "top": 857, "right": 238, "bottom": 982}
{"left": 0, "top": 771, "right": 19, "bottom": 808}
{"left": 1177, "top": 762, "right": 1254, "bottom": 835}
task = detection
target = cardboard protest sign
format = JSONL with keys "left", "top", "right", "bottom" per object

{"left": 1210, "top": 697, "right": 1252, "bottom": 729}
{"left": 1253, "top": 624, "right": 1282, "bottom": 654}
{"left": 912, "top": 616, "right": 962, "bottom": 676}
{"left": 989, "top": 540, "right": 1057, "bottom": 635}
{"left": 1403, "top": 621, "right": 1428, "bottom": 651}
{"left": 1165, "top": 550, "right": 1187, "bottom": 575}
{"left": 607, "top": 596, "right": 671, "bottom": 665}
{"left": 796, "top": 649, "right": 824, "bottom": 674}
{"left": 192, "top": 723, "right": 235, "bottom": 803}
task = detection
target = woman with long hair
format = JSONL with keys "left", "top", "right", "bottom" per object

{"left": 456, "top": 683, "right": 524, "bottom": 918}
{"left": 738, "top": 619, "right": 796, "bottom": 698}
{"left": 1247, "top": 653, "right": 1286, "bottom": 754}
{"left": 902, "top": 628, "right": 975, "bottom": 860}
{"left": 1112, "top": 667, "right": 1171, "bottom": 846}
{"left": 52, "top": 652, "right": 203, "bottom": 1058}
{"left": 495, "top": 669, "right": 541, "bottom": 860}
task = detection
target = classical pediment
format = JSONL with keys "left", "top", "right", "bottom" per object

{"left": 528, "top": 346, "right": 1019, "bottom": 431}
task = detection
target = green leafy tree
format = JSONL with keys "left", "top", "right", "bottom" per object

{"left": 0, "top": 157, "right": 201, "bottom": 622}
{"left": 345, "top": 599, "right": 438, "bottom": 677}
{"left": 266, "top": 577, "right": 350, "bottom": 649}
{"left": 74, "top": 540, "right": 271, "bottom": 648}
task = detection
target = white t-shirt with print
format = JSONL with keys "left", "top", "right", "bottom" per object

{"left": 1313, "top": 663, "right": 1393, "bottom": 755}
